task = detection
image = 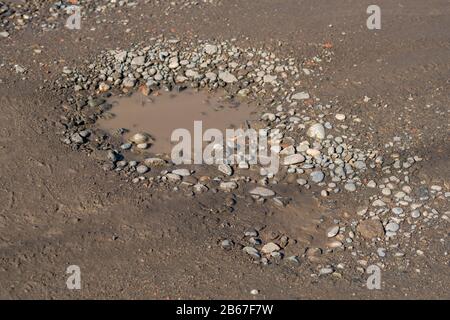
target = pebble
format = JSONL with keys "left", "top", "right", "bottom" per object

{"left": 344, "top": 182, "right": 356, "bottom": 192}
{"left": 204, "top": 44, "right": 218, "bottom": 55}
{"left": 319, "top": 267, "right": 334, "bottom": 275}
{"left": 130, "top": 133, "right": 148, "bottom": 144}
{"left": 70, "top": 133, "right": 84, "bottom": 144}
{"left": 306, "top": 123, "right": 326, "bottom": 140}
{"left": 172, "top": 169, "right": 190, "bottom": 176}
{"left": 335, "top": 114, "right": 346, "bottom": 121}
{"left": 326, "top": 225, "right": 340, "bottom": 238}
{"left": 249, "top": 187, "right": 275, "bottom": 197}
{"left": 372, "top": 199, "right": 386, "bottom": 207}
{"left": 137, "top": 143, "right": 148, "bottom": 149}
{"left": 131, "top": 56, "right": 145, "bottom": 66}
{"left": 411, "top": 210, "right": 421, "bottom": 218}
{"left": 120, "top": 143, "right": 132, "bottom": 150}
{"left": 220, "top": 181, "right": 238, "bottom": 191}
{"left": 136, "top": 165, "right": 149, "bottom": 174}
{"left": 218, "top": 71, "right": 238, "bottom": 83}
{"left": 218, "top": 164, "right": 233, "bottom": 176}
{"left": 283, "top": 154, "right": 305, "bottom": 165}
{"left": 291, "top": 92, "right": 310, "bottom": 100}
{"left": 243, "top": 246, "right": 261, "bottom": 259}
{"left": 122, "top": 78, "right": 136, "bottom": 88}
{"left": 392, "top": 207, "right": 404, "bottom": 215}
{"left": 166, "top": 173, "right": 181, "bottom": 182}
{"left": 221, "top": 239, "right": 233, "bottom": 250}
{"left": 310, "top": 171, "right": 325, "bottom": 183}
{"left": 287, "top": 256, "right": 300, "bottom": 264}
{"left": 261, "top": 242, "right": 280, "bottom": 254}
{"left": 144, "top": 158, "right": 166, "bottom": 166}
{"left": 385, "top": 222, "right": 400, "bottom": 233}
{"left": 367, "top": 180, "right": 377, "bottom": 188}
{"left": 377, "top": 248, "right": 386, "bottom": 257}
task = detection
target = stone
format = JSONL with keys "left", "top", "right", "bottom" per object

{"left": 310, "top": 171, "right": 325, "bottom": 183}
{"left": 367, "top": 180, "right": 377, "bottom": 188}
{"left": 115, "top": 51, "right": 127, "bottom": 62}
{"left": 122, "top": 78, "right": 136, "bottom": 88}
{"left": 326, "top": 225, "right": 339, "bottom": 238}
{"left": 335, "top": 114, "right": 346, "bottom": 121}
{"left": 221, "top": 239, "right": 233, "bottom": 250}
{"left": 136, "top": 165, "right": 149, "bottom": 174}
{"left": 344, "top": 182, "right": 356, "bottom": 192}
{"left": 218, "top": 71, "right": 238, "bottom": 83}
{"left": 185, "top": 69, "right": 199, "bottom": 78}
{"left": 131, "top": 56, "right": 145, "bottom": 66}
{"left": 263, "top": 74, "right": 277, "bottom": 84}
{"left": 377, "top": 248, "right": 386, "bottom": 257}
{"left": 372, "top": 199, "right": 386, "bottom": 207}
{"left": 120, "top": 143, "right": 132, "bottom": 150}
{"left": 392, "top": 207, "right": 404, "bottom": 215}
{"left": 130, "top": 133, "right": 149, "bottom": 144}
{"left": 172, "top": 169, "right": 190, "bottom": 176}
{"left": 70, "top": 133, "right": 84, "bottom": 144}
{"left": 357, "top": 219, "right": 385, "bottom": 239}
{"left": 307, "top": 123, "right": 326, "bottom": 140}
{"left": 193, "top": 184, "right": 208, "bottom": 193}
{"left": 249, "top": 187, "right": 275, "bottom": 197}
{"left": 218, "top": 164, "right": 233, "bottom": 176}
{"left": 292, "top": 92, "right": 310, "bottom": 100}
{"left": 385, "top": 222, "right": 399, "bottom": 233}
{"left": 98, "top": 82, "right": 110, "bottom": 92}
{"left": 137, "top": 143, "right": 148, "bottom": 149}
{"left": 283, "top": 154, "right": 305, "bottom": 165}
{"left": 166, "top": 173, "right": 181, "bottom": 181}
{"left": 107, "top": 150, "right": 119, "bottom": 162}
{"left": 319, "top": 267, "right": 334, "bottom": 275}
{"left": 204, "top": 44, "right": 218, "bottom": 55}
{"left": 243, "top": 246, "right": 261, "bottom": 259}
{"left": 286, "top": 256, "right": 300, "bottom": 264}
{"left": 220, "top": 181, "right": 238, "bottom": 191}
{"left": 261, "top": 242, "right": 280, "bottom": 254}
{"left": 144, "top": 158, "right": 166, "bottom": 166}
{"left": 411, "top": 210, "right": 420, "bottom": 218}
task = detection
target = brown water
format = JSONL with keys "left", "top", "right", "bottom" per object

{"left": 97, "top": 89, "right": 258, "bottom": 155}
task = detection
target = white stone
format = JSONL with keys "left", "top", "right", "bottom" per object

{"left": 292, "top": 92, "right": 310, "bottom": 100}
{"left": 283, "top": 154, "right": 305, "bottom": 165}
{"left": 249, "top": 187, "right": 275, "bottom": 197}
{"left": 172, "top": 169, "right": 190, "bottom": 176}
{"left": 307, "top": 123, "right": 326, "bottom": 140}
{"left": 218, "top": 71, "right": 238, "bottom": 83}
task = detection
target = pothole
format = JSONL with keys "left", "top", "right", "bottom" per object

{"left": 97, "top": 88, "right": 258, "bottom": 156}
{"left": 55, "top": 37, "right": 449, "bottom": 272}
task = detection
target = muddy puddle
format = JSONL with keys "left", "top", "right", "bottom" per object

{"left": 97, "top": 89, "right": 258, "bottom": 155}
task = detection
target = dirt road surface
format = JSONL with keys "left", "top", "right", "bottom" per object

{"left": 0, "top": 0, "right": 449, "bottom": 299}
